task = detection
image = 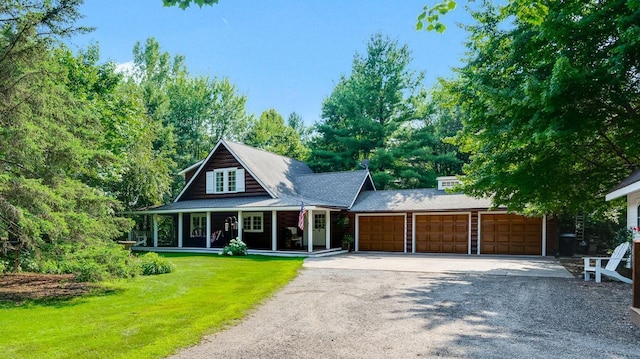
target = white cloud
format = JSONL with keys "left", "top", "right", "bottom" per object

{"left": 115, "top": 61, "right": 136, "bottom": 77}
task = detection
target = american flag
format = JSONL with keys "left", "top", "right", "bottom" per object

{"left": 298, "top": 202, "right": 306, "bottom": 230}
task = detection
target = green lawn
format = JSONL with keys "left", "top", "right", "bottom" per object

{"left": 0, "top": 254, "right": 304, "bottom": 359}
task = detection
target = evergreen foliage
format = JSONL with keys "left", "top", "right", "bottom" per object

{"left": 309, "top": 34, "right": 465, "bottom": 189}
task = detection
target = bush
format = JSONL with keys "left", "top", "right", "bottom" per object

{"left": 10, "top": 241, "right": 139, "bottom": 282}
{"left": 58, "top": 242, "right": 138, "bottom": 282}
{"left": 220, "top": 238, "right": 248, "bottom": 256}
{"left": 135, "top": 252, "right": 175, "bottom": 275}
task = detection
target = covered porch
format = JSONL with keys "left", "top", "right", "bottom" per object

{"left": 129, "top": 205, "right": 345, "bottom": 254}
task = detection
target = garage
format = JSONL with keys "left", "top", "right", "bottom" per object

{"left": 414, "top": 214, "right": 469, "bottom": 253}
{"left": 480, "top": 213, "right": 542, "bottom": 255}
{"left": 357, "top": 215, "right": 405, "bottom": 252}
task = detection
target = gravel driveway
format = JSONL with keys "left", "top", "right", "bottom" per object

{"left": 170, "top": 258, "right": 640, "bottom": 359}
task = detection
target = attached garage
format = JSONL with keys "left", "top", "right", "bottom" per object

{"left": 414, "top": 213, "right": 469, "bottom": 254}
{"left": 357, "top": 215, "right": 405, "bottom": 252}
{"left": 480, "top": 213, "right": 542, "bottom": 255}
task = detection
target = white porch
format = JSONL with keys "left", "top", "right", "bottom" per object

{"left": 129, "top": 206, "right": 342, "bottom": 253}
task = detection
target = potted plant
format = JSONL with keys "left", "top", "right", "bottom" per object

{"left": 342, "top": 234, "right": 354, "bottom": 252}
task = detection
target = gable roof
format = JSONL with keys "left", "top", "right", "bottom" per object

{"left": 606, "top": 167, "right": 640, "bottom": 201}
{"left": 350, "top": 189, "right": 495, "bottom": 212}
{"left": 293, "top": 170, "right": 374, "bottom": 208}
{"left": 173, "top": 140, "right": 378, "bottom": 209}
{"left": 224, "top": 140, "right": 314, "bottom": 198}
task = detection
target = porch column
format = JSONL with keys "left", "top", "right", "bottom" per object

{"left": 325, "top": 211, "right": 331, "bottom": 249}
{"left": 271, "top": 211, "right": 277, "bottom": 251}
{"left": 237, "top": 211, "right": 243, "bottom": 242}
{"left": 307, "top": 209, "right": 313, "bottom": 253}
{"left": 178, "top": 213, "right": 183, "bottom": 248}
{"left": 206, "top": 211, "right": 211, "bottom": 249}
{"left": 153, "top": 214, "right": 158, "bottom": 247}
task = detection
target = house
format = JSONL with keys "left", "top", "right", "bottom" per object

{"left": 131, "top": 139, "right": 556, "bottom": 256}
{"left": 605, "top": 168, "right": 640, "bottom": 238}
{"left": 606, "top": 169, "right": 640, "bottom": 327}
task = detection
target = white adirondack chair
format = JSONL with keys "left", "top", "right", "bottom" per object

{"left": 583, "top": 242, "right": 632, "bottom": 283}
{"left": 132, "top": 230, "right": 148, "bottom": 247}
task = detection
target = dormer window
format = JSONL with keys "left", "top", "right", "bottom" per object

{"left": 437, "top": 176, "right": 460, "bottom": 190}
{"left": 206, "top": 168, "right": 245, "bottom": 194}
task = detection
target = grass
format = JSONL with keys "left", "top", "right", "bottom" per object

{"left": 0, "top": 253, "right": 304, "bottom": 359}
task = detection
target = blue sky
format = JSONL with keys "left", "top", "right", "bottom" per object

{"left": 72, "top": 0, "right": 473, "bottom": 125}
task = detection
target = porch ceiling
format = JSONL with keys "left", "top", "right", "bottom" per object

{"left": 133, "top": 196, "right": 344, "bottom": 214}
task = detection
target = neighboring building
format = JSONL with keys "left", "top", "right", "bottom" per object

{"left": 131, "top": 139, "right": 556, "bottom": 256}
{"left": 606, "top": 168, "right": 640, "bottom": 238}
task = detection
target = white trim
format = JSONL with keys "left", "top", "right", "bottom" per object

{"left": 354, "top": 213, "right": 407, "bottom": 253}
{"left": 468, "top": 214, "right": 472, "bottom": 255}
{"left": 223, "top": 139, "right": 277, "bottom": 198}
{"left": 237, "top": 211, "right": 243, "bottom": 241}
{"left": 178, "top": 213, "right": 183, "bottom": 248}
{"left": 307, "top": 209, "right": 313, "bottom": 253}
{"left": 242, "top": 212, "right": 264, "bottom": 233}
{"left": 606, "top": 181, "right": 640, "bottom": 201}
{"left": 153, "top": 214, "right": 158, "bottom": 248}
{"left": 347, "top": 171, "right": 377, "bottom": 209}
{"left": 178, "top": 160, "right": 204, "bottom": 175}
{"left": 412, "top": 212, "right": 472, "bottom": 255}
{"left": 325, "top": 211, "right": 331, "bottom": 250}
{"left": 271, "top": 211, "right": 277, "bottom": 251}
{"left": 206, "top": 211, "right": 211, "bottom": 249}
{"left": 174, "top": 139, "right": 277, "bottom": 202}
{"left": 175, "top": 141, "right": 224, "bottom": 202}
{"left": 213, "top": 167, "right": 242, "bottom": 194}
{"left": 130, "top": 205, "right": 323, "bottom": 215}
{"left": 205, "top": 171, "right": 214, "bottom": 194}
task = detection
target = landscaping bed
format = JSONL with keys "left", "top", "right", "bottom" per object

{"left": 0, "top": 273, "right": 93, "bottom": 303}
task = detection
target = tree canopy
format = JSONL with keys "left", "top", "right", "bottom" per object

{"left": 245, "top": 109, "right": 310, "bottom": 160}
{"left": 309, "top": 34, "right": 464, "bottom": 189}
{"left": 450, "top": 0, "right": 640, "bottom": 215}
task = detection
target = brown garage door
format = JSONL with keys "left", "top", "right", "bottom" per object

{"left": 415, "top": 214, "right": 469, "bottom": 253}
{"left": 358, "top": 215, "right": 405, "bottom": 252}
{"left": 481, "top": 214, "right": 542, "bottom": 255}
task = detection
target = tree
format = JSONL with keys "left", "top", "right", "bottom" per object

{"left": 246, "top": 109, "right": 309, "bottom": 160}
{"left": 130, "top": 38, "right": 254, "bottom": 196}
{"left": 162, "top": 0, "right": 219, "bottom": 9}
{"left": 309, "top": 34, "right": 431, "bottom": 188}
{"left": 451, "top": 0, "right": 640, "bottom": 215}
{"left": 287, "top": 112, "right": 312, "bottom": 144}
{"left": 0, "top": 1, "right": 134, "bottom": 261}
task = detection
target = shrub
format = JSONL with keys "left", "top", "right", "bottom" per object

{"left": 58, "top": 242, "right": 138, "bottom": 282}
{"left": 220, "top": 238, "right": 248, "bottom": 256}
{"left": 135, "top": 252, "right": 175, "bottom": 275}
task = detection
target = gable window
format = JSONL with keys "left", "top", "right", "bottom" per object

{"left": 243, "top": 212, "right": 263, "bottom": 233}
{"left": 206, "top": 168, "right": 245, "bottom": 194}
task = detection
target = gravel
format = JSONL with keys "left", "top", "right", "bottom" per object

{"left": 170, "top": 268, "right": 640, "bottom": 359}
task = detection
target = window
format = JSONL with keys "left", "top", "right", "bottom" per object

{"left": 215, "top": 171, "right": 224, "bottom": 193}
{"left": 191, "top": 213, "right": 207, "bottom": 237}
{"left": 206, "top": 168, "right": 245, "bottom": 194}
{"left": 243, "top": 212, "right": 263, "bottom": 233}
{"left": 314, "top": 213, "right": 325, "bottom": 230}
{"left": 637, "top": 204, "right": 640, "bottom": 228}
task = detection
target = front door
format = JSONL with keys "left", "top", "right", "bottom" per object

{"left": 312, "top": 213, "right": 326, "bottom": 246}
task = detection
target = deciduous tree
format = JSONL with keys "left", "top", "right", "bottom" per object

{"left": 451, "top": 0, "right": 640, "bottom": 215}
